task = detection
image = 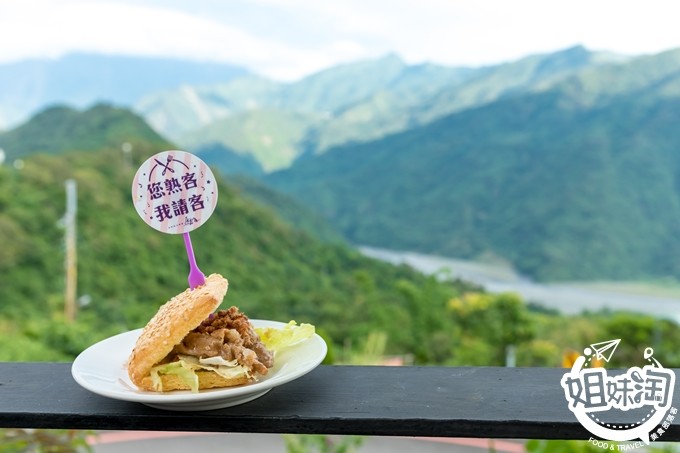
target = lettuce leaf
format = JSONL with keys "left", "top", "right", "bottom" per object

{"left": 255, "top": 321, "right": 315, "bottom": 354}
{"left": 151, "top": 360, "right": 199, "bottom": 393}
{"left": 197, "top": 356, "right": 239, "bottom": 367}
{"left": 150, "top": 356, "right": 250, "bottom": 393}
{"left": 179, "top": 355, "right": 251, "bottom": 381}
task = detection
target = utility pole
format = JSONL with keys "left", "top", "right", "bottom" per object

{"left": 64, "top": 179, "right": 77, "bottom": 322}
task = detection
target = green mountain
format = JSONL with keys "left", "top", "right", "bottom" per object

{"left": 0, "top": 103, "right": 171, "bottom": 160}
{"left": 266, "top": 50, "right": 680, "bottom": 282}
{"left": 410, "top": 45, "right": 625, "bottom": 125}
{"left": 135, "top": 76, "right": 280, "bottom": 139}
{"left": 309, "top": 45, "right": 621, "bottom": 153}
{"left": 136, "top": 54, "right": 473, "bottom": 171}
{"left": 138, "top": 47, "right": 620, "bottom": 172}
{"left": 540, "top": 47, "right": 680, "bottom": 105}
{"left": 307, "top": 60, "right": 474, "bottom": 153}
{"left": 0, "top": 104, "right": 343, "bottom": 247}
{"left": 183, "top": 109, "right": 321, "bottom": 171}
{"left": 273, "top": 53, "right": 410, "bottom": 113}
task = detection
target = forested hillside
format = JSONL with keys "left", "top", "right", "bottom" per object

{"left": 0, "top": 103, "right": 171, "bottom": 160}
{"left": 266, "top": 52, "right": 680, "bottom": 282}
{"left": 1, "top": 104, "right": 680, "bottom": 373}
{"left": 0, "top": 146, "right": 468, "bottom": 363}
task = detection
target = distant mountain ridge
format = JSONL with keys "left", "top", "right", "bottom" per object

{"left": 0, "top": 47, "right": 631, "bottom": 172}
{"left": 265, "top": 47, "right": 680, "bottom": 282}
{"left": 0, "top": 53, "right": 249, "bottom": 130}
{"left": 136, "top": 53, "right": 465, "bottom": 169}
{"left": 136, "top": 46, "right": 626, "bottom": 171}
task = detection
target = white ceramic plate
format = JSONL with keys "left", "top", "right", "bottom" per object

{"left": 71, "top": 319, "right": 327, "bottom": 411}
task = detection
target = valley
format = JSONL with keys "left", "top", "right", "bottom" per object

{"left": 360, "top": 246, "right": 680, "bottom": 322}
{"left": 3, "top": 46, "right": 680, "bottom": 370}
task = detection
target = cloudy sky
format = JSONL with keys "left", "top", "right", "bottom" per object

{"left": 1, "top": 0, "right": 679, "bottom": 80}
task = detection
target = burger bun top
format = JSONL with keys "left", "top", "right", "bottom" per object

{"left": 127, "top": 273, "right": 229, "bottom": 387}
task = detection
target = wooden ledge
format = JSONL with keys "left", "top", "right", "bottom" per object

{"left": 1, "top": 363, "right": 678, "bottom": 440}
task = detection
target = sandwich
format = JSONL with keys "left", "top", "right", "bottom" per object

{"left": 127, "top": 273, "right": 274, "bottom": 392}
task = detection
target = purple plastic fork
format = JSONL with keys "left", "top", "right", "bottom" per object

{"left": 183, "top": 232, "right": 206, "bottom": 289}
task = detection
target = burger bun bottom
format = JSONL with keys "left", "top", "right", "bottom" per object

{"left": 139, "top": 370, "right": 252, "bottom": 392}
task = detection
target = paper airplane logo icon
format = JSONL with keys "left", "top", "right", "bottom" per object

{"left": 590, "top": 339, "right": 620, "bottom": 363}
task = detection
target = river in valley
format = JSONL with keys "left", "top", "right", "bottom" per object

{"left": 359, "top": 246, "right": 680, "bottom": 322}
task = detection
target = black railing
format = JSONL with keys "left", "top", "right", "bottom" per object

{"left": 1, "top": 363, "right": 678, "bottom": 440}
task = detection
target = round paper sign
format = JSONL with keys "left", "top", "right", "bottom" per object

{"left": 131, "top": 150, "right": 218, "bottom": 234}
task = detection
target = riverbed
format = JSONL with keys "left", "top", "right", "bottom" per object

{"left": 359, "top": 246, "right": 680, "bottom": 322}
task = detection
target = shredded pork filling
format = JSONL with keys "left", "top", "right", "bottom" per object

{"left": 169, "top": 306, "right": 273, "bottom": 375}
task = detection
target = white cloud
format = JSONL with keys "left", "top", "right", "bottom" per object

{"left": 221, "top": 0, "right": 680, "bottom": 71}
{"left": 0, "top": 0, "right": 347, "bottom": 79}
{"left": 1, "top": 0, "right": 680, "bottom": 79}
{"left": 341, "top": 0, "right": 680, "bottom": 64}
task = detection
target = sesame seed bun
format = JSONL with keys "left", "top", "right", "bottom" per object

{"left": 127, "top": 273, "right": 228, "bottom": 389}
